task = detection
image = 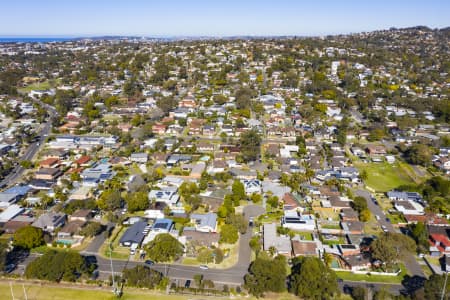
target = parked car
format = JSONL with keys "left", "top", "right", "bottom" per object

{"left": 145, "top": 260, "right": 154, "bottom": 266}
{"left": 184, "top": 280, "right": 191, "bottom": 288}
{"left": 4, "top": 264, "right": 15, "bottom": 273}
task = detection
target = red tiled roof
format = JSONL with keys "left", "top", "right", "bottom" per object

{"left": 75, "top": 155, "right": 91, "bottom": 165}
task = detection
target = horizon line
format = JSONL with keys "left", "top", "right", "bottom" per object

{"left": 0, "top": 25, "right": 448, "bottom": 39}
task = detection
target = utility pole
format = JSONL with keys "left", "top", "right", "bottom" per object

{"left": 109, "top": 243, "right": 119, "bottom": 296}
{"left": 9, "top": 282, "right": 15, "bottom": 300}
{"left": 22, "top": 284, "right": 28, "bottom": 300}
{"left": 441, "top": 271, "right": 448, "bottom": 300}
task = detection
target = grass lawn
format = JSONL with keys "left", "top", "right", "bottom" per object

{"left": 181, "top": 241, "right": 239, "bottom": 269}
{"left": 293, "top": 231, "right": 313, "bottom": 241}
{"left": 99, "top": 226, "right": 130, "bottom": 260}
{"left": 335, "top": 264, "right": 407, "bottom": 284}
{"left": 355, "top": 161, "right": 414, "bottom": 192}
{"left": 385, "top": 213, "right": 406, "bottom": 224}
{"left": 0, "top": 281, "right": 221, "bottom": 300}
{"left": 18, "top": 81, "right": 52, "bottom": 93}
{"left": 363, "top": 216, "right": 382, "bottom": 235}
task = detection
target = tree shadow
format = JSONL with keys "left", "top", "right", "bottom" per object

{"left": 401, "top": 275, "right": 426, "bottom": 296}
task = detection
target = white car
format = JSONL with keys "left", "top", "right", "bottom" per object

{"left": 199, "top": 265, "right": 209, "bottom": 270}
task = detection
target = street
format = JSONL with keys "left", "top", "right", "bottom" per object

{"left": 355, "top": 190, "right": 424, "bottom": 277}
{"left": 0, "top": 103, "right": 56, "bottom": 189}
{"left": 89, "top": 205, "right": 266, "bottom": 285}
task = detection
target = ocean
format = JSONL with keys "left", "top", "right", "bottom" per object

{"left": 0, "top": 37, "right": 75, "bottom": 43}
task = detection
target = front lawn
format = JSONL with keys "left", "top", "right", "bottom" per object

{"left": 335, "top": 264, "right": 407, "bottom": 284}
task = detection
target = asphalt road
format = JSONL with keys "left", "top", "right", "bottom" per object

{"left": 93, "top": 204, "right": 266, "bottom": 285}
{"left": 0, "top": 103, "right": 56, "bottom": 189}
{"left": 355, "top": 189, "right": 424, "bottom": 278}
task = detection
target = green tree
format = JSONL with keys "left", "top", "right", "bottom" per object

{"left": 408, "top": 222, "right": 429, "bottom": 253}
{"left": 0, "top": 241, "right": 8, "bottom": 271}
{"left": 360, "top": 169, "right": 368, "bottom": 180}
{"left": 370, "top": 232, "right": 416, "bottom": 269}
{"left": 235, "top": 87, "right": 255, "bottom": 110}
{"left": 351, "top": 286, "right": 367, "bottom": 300}
{"left": 97, "top": 189, "right": 122, "bottom": 211}
{"left": 79, "top": 222, "right": 104, "bottom": 237}
{"left": 20, "top": 160, "right": 33, "bottom": 169}
{"left": 145, "top": 233, "right": 184, "bottom": 262}
{"left": 404, "top": 144, "right": 432, "bottom": 166}
{"left": 244, "top": 255, "right": 287, "bottom": 297}
{"left": 219, "top": 224, "right": 239, "bottom": 244}
{"left": 352, "top": 196, "right": 368, "bottom": 213}
{"left": 25, "top": 250, "right": 87, "bottom": 282}
{"left": 122, "top": 265, "right": 164, "bottom": 288}
{"left": 289, "top": 256, "right": 338, "bottom": 299}
{"left": 126, "top": 190, "right": 149, "bottom": 213}
{"left": 239, "top": 129, "right": 262, "bottom": 162}
{"left": 423, "top": 274, "right": 450, "bottom": 300}
{"left": 13, "top": 226, "right": 44, "bottom": 249}
{"left": 359, "top": 209, "right": 371, "bottom": 222}
{"left": 225, "top": 214, "right": 248, "bottom": 234}
{"left": 232, "top": 180, "right": 246, "bottom": 200}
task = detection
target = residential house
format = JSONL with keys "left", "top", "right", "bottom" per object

{"left": 341, "top": 221, "right": 364, "bottom": 234}
{"left": 148, "top": 187, "right": 180, "bottom": 207}
{"left": 69, "top": 186, "right": 92, "bottom": 201}
{"left": 429, "top": 234, "right": 450, "bottom": 256}
{"left": 263, "top": 223, "right": 292, "bottom": 256}
{"left": 32, "top": 212, "right": 66, "bottom": 233}
{"left": 74, "top": 155, "right": 92, "bottom": 167}
{"left": 365, "top": 145, "right": 387, "bottom": 157}
{"left": 130, "top": 152, "right": 148, "bottom": 163}
{"left": 182, "top": 229, "right": 219, "bottom": 248}
{"left": 242, "top": 179, "right": 261, "bottom": 195}
{"left": 282, "top": 211, "right": 316, "bottom": 231}
{"left": 35, "top": 168, "right": 62, "bottom": 181}
{"left": 291, "top": 240, "right": 319, "bottom": 257}
{"left": 39, "top": 157, "right": 60, "bottom": 168}
{"left": 190, "top": 213, "right": 217, "bottom": 233}
{"left": 151, "top": 218, "right": 174, "bottom": 233}
{"left": 119, "top": 221, "right": 148, "bottom": 247}
{"left": 69, "top": 209, "right": 93, "bottom": 222}
{"left": 0, "top": 204, "right": 25, "bottom": 223}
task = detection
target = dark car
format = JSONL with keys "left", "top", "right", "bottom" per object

{"left": 145, "top": 260, "right": 154, "bottom": 266}
{"left": 185, "top": 280, "right": 191, "bottom": 288}
{"left": 5, "top": 264, "right": 15, "bottom": 273}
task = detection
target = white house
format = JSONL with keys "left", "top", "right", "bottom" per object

{"left": 190, "top": 213, "right": 218, "bottom": 233}
{"left": 282, "top": 211, "right": 316, "bottom": 231}
{"left": 148, "top": 187, "right": 180, "bottom": 207}
{"left": 130, "top": 152, "right": 148, "bottom": 163}
{"left": 242, "top": 179, "right": 262, "bottom": 195}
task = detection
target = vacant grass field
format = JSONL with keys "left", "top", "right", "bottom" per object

{"left": 18, "top": 80, "right": 59, "bottom": 93}
{"left": 355, "top": 162, "right": 414, "bottom": 192}
{"left": 0, "top": 281, "right": 221, "bottom": 300}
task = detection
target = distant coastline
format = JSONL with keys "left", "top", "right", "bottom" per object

{"left": 0, "top": 37, "right": 75, "bottom": 43}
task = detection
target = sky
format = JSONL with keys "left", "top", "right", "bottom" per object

{"left": 0, "top": 0, "right": 448, "bottom": 37}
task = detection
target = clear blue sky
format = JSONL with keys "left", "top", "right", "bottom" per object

{"left": 1, "top": 0, "right": 448, "bottom": 36}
